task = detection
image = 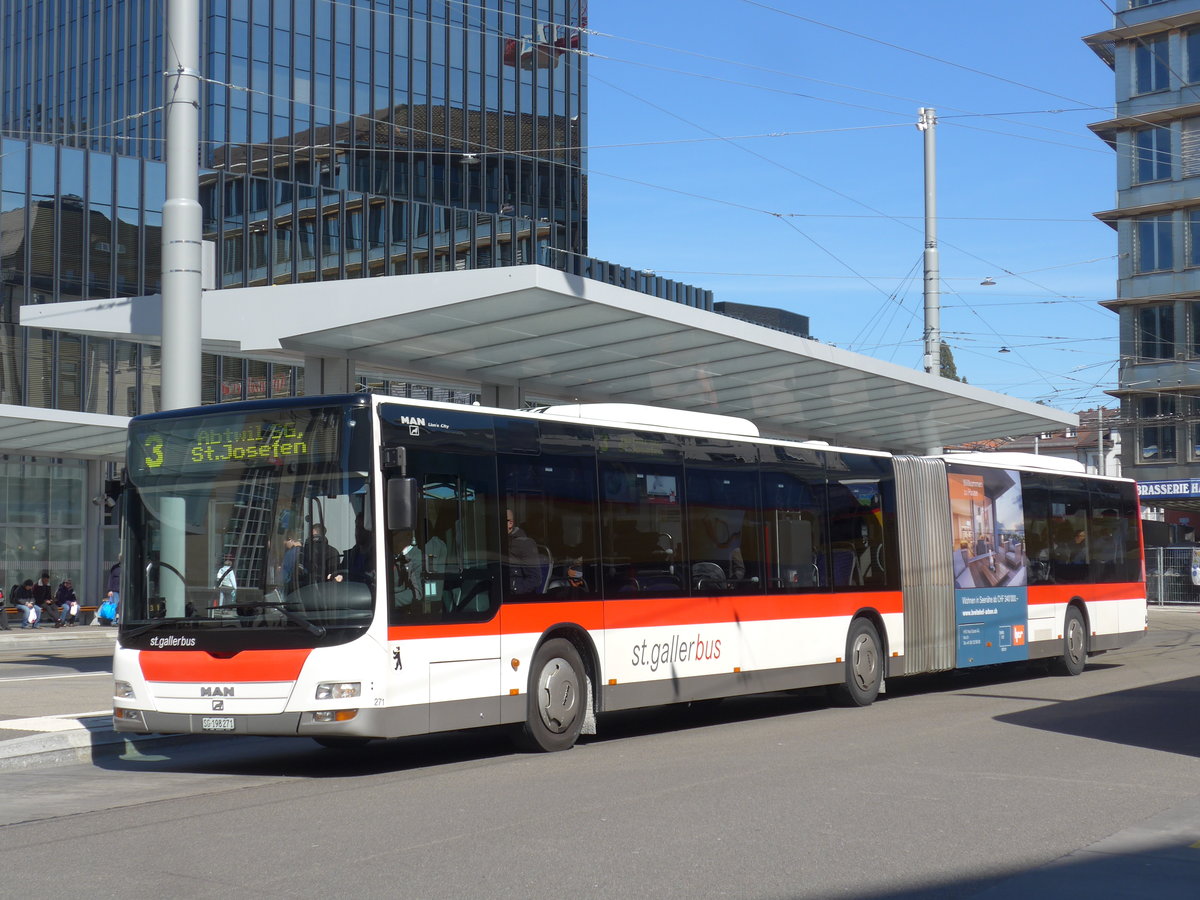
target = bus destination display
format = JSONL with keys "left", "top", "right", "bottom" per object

{"left": 132, "top": 413, "right": 338, "bottom": 477}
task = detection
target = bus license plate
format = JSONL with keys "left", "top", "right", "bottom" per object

{"left": 201, "top": 716, "right": 235, "bottom": 732}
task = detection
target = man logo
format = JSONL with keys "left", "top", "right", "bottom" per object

{"left": 200, "top": 686, "right": 234, "bottom": 697}
{"left": 212, "top": 700, "right": 224, "bottom": 711}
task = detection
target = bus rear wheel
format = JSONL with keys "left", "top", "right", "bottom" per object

{"left": 829, "top": 618, "right": 883, "bottom": 707}
{"left": 519, "top": 638, "right": 585, "bottom": 752}
{"left": 1052, "top": 606, "right": 1088, "bottom": 676}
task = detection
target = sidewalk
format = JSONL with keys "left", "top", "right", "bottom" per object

{"left": 0, "top": 624, "right": 196, "bottom": 770}
{"left": 0, "top": 621, "right": 118, "bottom": 649}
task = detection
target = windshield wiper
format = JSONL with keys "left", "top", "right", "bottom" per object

{"left": 257, "top": 602, "right": 327, "bottom": 637}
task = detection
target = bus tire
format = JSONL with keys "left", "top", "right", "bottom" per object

{"left": 1052, "top": 606, "right": 1088, "bottom": 676}
{"left": 520, "top": 638, "right": 585, "bottom": 752}
{"left": 829, "top": 618, "right": 883, "bottom": 707}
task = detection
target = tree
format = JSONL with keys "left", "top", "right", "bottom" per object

{"left": 939, "top": 342, "right": 967, "bottom": 383}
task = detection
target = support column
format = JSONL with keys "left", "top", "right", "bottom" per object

{"left": 84, "top": 459, "right": 107, "bottom": 607}
{"left": 162, "top": 0, "right": 203, "bottom": 411}
{"left": 480, "top": 383, "right": 523, "bottom": 409}
{"left": 304, "top": 356, "right": 357, "bottom": 395}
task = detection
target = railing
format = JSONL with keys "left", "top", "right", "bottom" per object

{"left": 539, "top": 246, "right": 715, "bottom": 310}
{"left": 1144, "top": 546, "right": 1200, "bottom": 605}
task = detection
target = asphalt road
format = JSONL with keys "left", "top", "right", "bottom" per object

{"left": 0, "top": 643, "right": 114, "bottom": 727}
{"left": 1, "top": 608, "right": 1198, "bottom": 899}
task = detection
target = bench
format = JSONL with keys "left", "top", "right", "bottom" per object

{"left": 2, "top": 605, "right": 100, "bottom": 627}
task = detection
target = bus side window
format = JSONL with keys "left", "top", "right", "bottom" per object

{"left": 388, "top": 465, "right": 500, "bottom": 625}
{"left": 1049, "top": 478, "right": 1091, "bottom": 584}
{"left": 1089, "top": 480, "right": 1139, "bottom": 584}
{"left": 827, "top": 452, "right": 892, "bottom": 590}
{"left": 685, "top": 464, "right": 761, "bottom": 594}
{"left": 1021, "top": 472, "right": 1053, "bottom": 585}
{"left": 500, "top": 451, "right": 600, "bottom": 600}
{"left": 760, "top": 469, "right": 828, "bottom": 592}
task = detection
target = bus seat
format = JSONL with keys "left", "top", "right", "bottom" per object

{"left": 536, "top": 545, "right": 553, "bottom": 593}
{"left": 692, "top": 561, "right": 727, "bottom": 592}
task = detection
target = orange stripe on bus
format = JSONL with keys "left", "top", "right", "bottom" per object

{"left": 1028, "top": 582, "right": 1144, "bottom": 605}
{"left": 139, "top": 648, "right": 312, "bottom": 682}
{"left": 602, "top": 591, "right": 902, "bottom": 629}
{"left": 386, "top": 591, "right": 904, "bottom": 642}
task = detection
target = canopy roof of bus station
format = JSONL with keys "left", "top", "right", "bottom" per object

{"left": 20, "top": 265, "right": 1075, "bottom": 455}
{"left": 0, "top": 404, "right": 130, "bottom": 460}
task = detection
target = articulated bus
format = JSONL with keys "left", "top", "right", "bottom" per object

{"left": 112, "top": 395, "right": 1147, "bottom": 751}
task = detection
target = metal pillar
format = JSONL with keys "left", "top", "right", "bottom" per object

{"left": 162, "top": 0, "right": 202, "bottom": 411}
{"left": 918, "top": 107, "right": 940, "bottom": 378}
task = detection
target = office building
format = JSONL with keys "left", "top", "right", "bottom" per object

{"left": 0, "top": 0, "right": 715, "bottom": 595}
{"left": 1087, "top": 0, "right": 1200, "bottom": 532}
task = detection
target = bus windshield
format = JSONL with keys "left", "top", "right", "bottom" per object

{"left": 121, "top": 402, "right": 375, "bottom": 646}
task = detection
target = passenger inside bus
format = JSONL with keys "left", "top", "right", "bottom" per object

{"left": 505, "top": 508, "right": 544, "bottom": 594}
{"left": 392, "top": 528, "right": 425, "bottom": 610}
{"left": 300, "top": 523, "right": 342, "bottom": 586}
{"left": 343, "top": 517, "right": 373, "bottom": 586}
{"left": 547, "top": 562, "right": 588, "bottom": 598}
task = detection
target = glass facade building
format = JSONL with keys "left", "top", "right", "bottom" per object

{"left": 0, "top": 0, "right": 714, "bottom": 600}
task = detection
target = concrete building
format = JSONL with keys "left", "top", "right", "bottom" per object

{"left": 1086, "top": 0, "right": 1200, "bottom": 526}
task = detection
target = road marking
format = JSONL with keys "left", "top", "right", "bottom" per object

{"left": 0, "top": 672, "right": 111, "bottom": 683}
{"left": 2, "top": 711, "right": 111, "bottom": 732}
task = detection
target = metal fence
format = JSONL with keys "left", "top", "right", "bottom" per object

{"left": 1145, "top": 547, "right": 1200, "bottom": 605}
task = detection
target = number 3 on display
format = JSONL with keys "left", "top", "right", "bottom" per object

{"left": 143, "top": 435, "right": 164, "bottom": 469}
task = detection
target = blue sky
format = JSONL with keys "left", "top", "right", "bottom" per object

{"left": 583, "top": 1, "right": 1122, "bottom": 413}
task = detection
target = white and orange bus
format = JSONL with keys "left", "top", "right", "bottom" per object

{"left": 112, "top": 395, "right": 1146, "bottom": 750}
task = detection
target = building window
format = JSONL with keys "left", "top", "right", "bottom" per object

{"left": 1183, "top": 118, "right": 1200, "bottom": 177}
{"left": 1189, "top": 302, "right": 1200, "bottom": 356}
{"left": 1134, "top": 126, "right": 1172, "bottom": 182}
{"left": 1140, "top": 423, "right": 1177, "bottom": 461}
{"left": 1137, "top": 304, "right": 1175, "bottom": 359}
{"left": 1137, "top": 393, "right": 1178, "bottom": 462}
{"left": 1135, "top": 215, "right": 1174, "bottom": 272}
{"left": 1189, "top": 421, "right": 1200, "bottom": 461}
{"left": 1182, "top": 399, "right": 1200, "bottom": 460}
{"left": 1135, "top": 35, "right": 1170, "bottom": 94}
{"left": 1188, "top": 27, "right": 1200, "bottom": 83}
{"left": 1188, "top": 212, "right": 1200, "bottom": 267}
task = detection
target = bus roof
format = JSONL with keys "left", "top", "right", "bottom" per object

{"left": 537, "top": 403, "right": 760, "bottom": 437}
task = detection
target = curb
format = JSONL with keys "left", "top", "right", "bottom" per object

{"left": 0, "top": 722, "right": 228, "bottom": 771}
{"left": 0, "top": 629, "right": 117, "bottom": 650}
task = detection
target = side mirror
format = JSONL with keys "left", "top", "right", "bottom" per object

{"left": 386, "top": 476, "right": 419, "bottom": 532}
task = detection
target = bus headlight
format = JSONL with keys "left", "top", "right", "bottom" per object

{"left": 315, "top": 682, "right": 361, "bottom": 700}
{"left": 114, "top": 680, "right": 135, "bottom": 699}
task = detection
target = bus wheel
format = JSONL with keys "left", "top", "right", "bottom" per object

{"left": 829, "top": 618, "right": 883, "bottom": 707}
{"left": 520, "top": 638, "right": 585, "bottom": 752}
{"left": 1052, "top": 606, "right": 1088, "bottom": 676}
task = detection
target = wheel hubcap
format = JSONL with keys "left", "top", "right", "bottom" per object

{"left": 850, "top": 633, "right": 879, "bottom": 691}
{"left": 537, "top": 656, "right": 579, "bottom": 734}
{"left": 1067, "top": 618, "right": 1085, "bottom": 665}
